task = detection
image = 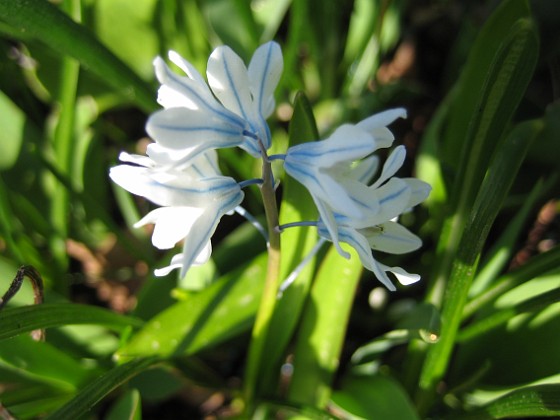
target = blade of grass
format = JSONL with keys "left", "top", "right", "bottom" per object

{"left": 458, "top": 286, "right": 560, "bottom": 342}
{"left": 457, "top": 384, "right": 560, "bottom": 419}
{"left": 464, "top": 245, "right": 560, "bottom": 319}
{"left": 257, "top": 92, "right": 321, "bottom": 396}
{"left": 469, "top": 177, "right": 555, "bottom": 296}
{"left": 425, "top": 2, "right": 535, "bottom": 306}
{"left": 44, "top": 357, "right": 160, "bottom": 420}
{"left": 48, "top": 0, "right": 80, "bottom": 290}
{"left": 416, "top": 119, "right": 542, "bottom": 413}
{"left": 287, "top": 244, "right": 363, "bottom": 409}
{"left": 0, "top": 0, "right": 155, "bottom": 112}
{"left": 0, "top": 303, "right": 143, "bottom": 341}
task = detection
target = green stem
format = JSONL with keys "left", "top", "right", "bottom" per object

{"left": 49, "top": 0, "right": 80, "bottom": 293}
{"left": 244, "top": 142, "right": 282, "bottom": 408}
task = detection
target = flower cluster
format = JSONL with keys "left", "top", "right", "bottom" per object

{"left": 110, "top": 41, "right": 430, "bottom": 290}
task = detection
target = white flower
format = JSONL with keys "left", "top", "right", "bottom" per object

{"left": 318, "top": 177, "right": 431, "bottom": 290}
{"left": 109, "top": 150, "right": 244, "bottom": 277}
{"left": 146, "top": 41, "right": 283, "bottom": 168}
{"left": 283, "top": 108, "right": 407, "bottom": 257}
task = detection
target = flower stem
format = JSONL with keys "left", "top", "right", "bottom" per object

{"left": 244, "top": 141, "right": 282, "bottom": 408}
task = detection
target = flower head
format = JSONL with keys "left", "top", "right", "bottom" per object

{"left": 317, "top": 177, "right": 431, "bottom": 290}
{"left": 109, "top": 151, "right": 244, "bottom": 277}
{"left": 146, "top": 41, "right": 283, "bottom": 168}
{"left": 283, "top": 108, "right": 408, "bottom": 257}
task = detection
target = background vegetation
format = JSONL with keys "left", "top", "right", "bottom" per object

{"left": 1, "top": 0, "right": 559, "bottom": 418}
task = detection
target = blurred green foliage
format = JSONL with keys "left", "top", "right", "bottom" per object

{"left": 0, "top": 0, "right": 560, "bottom": 418}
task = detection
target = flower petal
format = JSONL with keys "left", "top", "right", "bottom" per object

{"left": 351, "top": 155, "right": 379, "bottom": 184}
{"left": 154, "top": 56, "right": 215, "bottom": 111}
{"left": 370, "top": 145, "right": 406, "bottom": 189}
{"left": 365, "top": 221, "right": 422, "bottom": 254}
{"left": 147, "top": 107, "right": 245, "bottom": 151}
{"left": 316, "top": 199, "right": 350, "bottom": 259}
{"left": 134, "top": 206, "right": 202, "bottom": 249}
{"left": 402, "top": 178, "right": 432, "bottom": 208}
{"left": 110, "top": 164, "right": 241, "bottom": 208}
{"left": 287, "top": 124, "right": 376, "bottom": 169}
{"left": 154, "top": 253, "right": 184, "bottom": 277}
{"left": 336, "top": 226, "right": 396, "bottom": 291}
{"left": 153, "top": 240, "right": 212, "bottom": 277}
{"left": 168, "top": 50, "right": 208, "bottom": 88}
{"left": 357, "top": 108, "right": 407, "bottom": 149}
{"left": 248, "top": 41, "right": 283, "bottom": 118}
{"left": 207, "top": 45, "right": 254, "bottom": 122}
{"left": 378, "top": 263, "right": 421, "bottom": 286}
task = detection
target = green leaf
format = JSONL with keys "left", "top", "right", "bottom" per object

{"left": 469, "top": 177, "right": 554, "bottom": 296}
{"left": 465, "top": 246, "right": 560, "bottom": 319}
{"left": 453, "top": 270, "right": 560, "bottom": 387}
{"left": 94, "top": 0, "right": 159, "bottom": 80}
{"left": 0, "top": 303, "right": 143, "bottom": 341}
{"left": 418, "top": 119, "right": 542, "bottom": 410}
{"left": 44, "top": 357, "right": 160, "bottom": 420}
{"left": 351, "top": 303, "right": 441, "bottom": 365}
{"left": 440, "top": 0, "right": 532, "bottom": 170}
{"left": 116, "top": 253, "right": 267, "bottom": 360}
{"left": 331, "top": 374, "right": 419, "bottom": 420}
{"left": 426, "top": 5, "right": 539, "bottom": 307}
{"left": 288, "top": 244, "right": 363, "bottom": 408}
{"left": 258, "top": 92, "right": 321, "bottom": 394}
{"left": 0, "top": 0, "right": 155, "bottom": 112}
{"left": 459, "top": 285, "right": 560, "bottom": 342}
{"left": 0, "top": 90, "right": 37, "bottom": 170}
{"left": 105, "top": 389, "right": 142, "bottom": 420}
{"left": 459, "top": 385, "right": 560, "bottom": 419}
{"left": 0, "top": 334, "right": 95, "bottom": 390}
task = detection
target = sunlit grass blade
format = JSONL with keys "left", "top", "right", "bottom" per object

{"left": 469, "top": 177, "right": 555, "bottom": 296}
{"left": 332, "top": 374, "right": 419, "bottom": 420}
{"left": 257, "top": 92, "right": 320, "bottom": 395}
{"left": 458, "top": 286, "right": 560, "bottom": 342}
{"left": 0, "top": 334, "right": 95, "bottom": 390}
{"left": 105, "top": 388, "right": 142, "bottom": 420}
{"left": 0, "top": 0, "right": 155, "bottom": 112}
{"left": 417, "top": 119, "right": 542, "bottom": 412}
{"left": 426, "top": 9, "right": 538, "bottom": 306}
{"left": 0, "top": 303, "right": 143, "bottom": 340}
{"left": 287, "top": 244, "right": 363, "bottom": 409}
{"left": 116, "top": 254, "right": 267, "bottom": 361}
{"left": 47, "top": 0, "right": 81, "bottom": 288}
{"left": 458, "top": 384, "right": 560, "bottom": 419}
{"left": 439, "top": 0, "right": 531, "bottom": 169}
{"left": 44, "top": 357, "right": 160, "bottom": 420}
{"left": 463, "top": 245, "right": 560, "bottom": 319}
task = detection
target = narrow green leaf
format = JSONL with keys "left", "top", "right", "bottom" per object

{"left": 352, "top": 304, "right": 441, "bottom": 365}
{"left": 258, "top": 92, "right": 321, "bottom": 394}
{"left": 0, "top": 303, "right": 143, "bottom": 341}
{"left": 0, "top": 0, "right": 155, "bottom": 112}
{"left": 418, "top": 119, "right": 542, "bottom": 411}
{"left": 469, "top": 177, "right": 554, "bottom": 296}
{"left": 0, "top": 90, "right": 34, "bottom": 170}
{"left": 426, "top": 11, "right": 539, "bottom": 306}
{"left": 441, "top": 0, "right": 531, "bottom": 168}
{"left": 332, "top": 374, "right": 419, "bottom": 420}
{"left": 464, "top": 245, "right": 560, "bottom": 319}
{"left": 288, "top": 244, "right": 363, "bottom": 408}
{"left": 116, "top": 254, "right": 267, "bottom": 360}
{"left": 105, "top": 389, "right": 142, "bottom": 420}
{"left": 44, "top": 357, "right": 159, "bottom": 420}
{"left": 0, "top": 334, "right": 95, "bottom": 390}
{"left": 459, "top": 286, "right": 560, "bottom": 342}
{"left": 459, "top": 385, "right": 560, "bottom": 419}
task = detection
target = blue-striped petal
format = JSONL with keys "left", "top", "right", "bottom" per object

{"left": 364, "top": 221, "right": 422, "bottom": 254}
